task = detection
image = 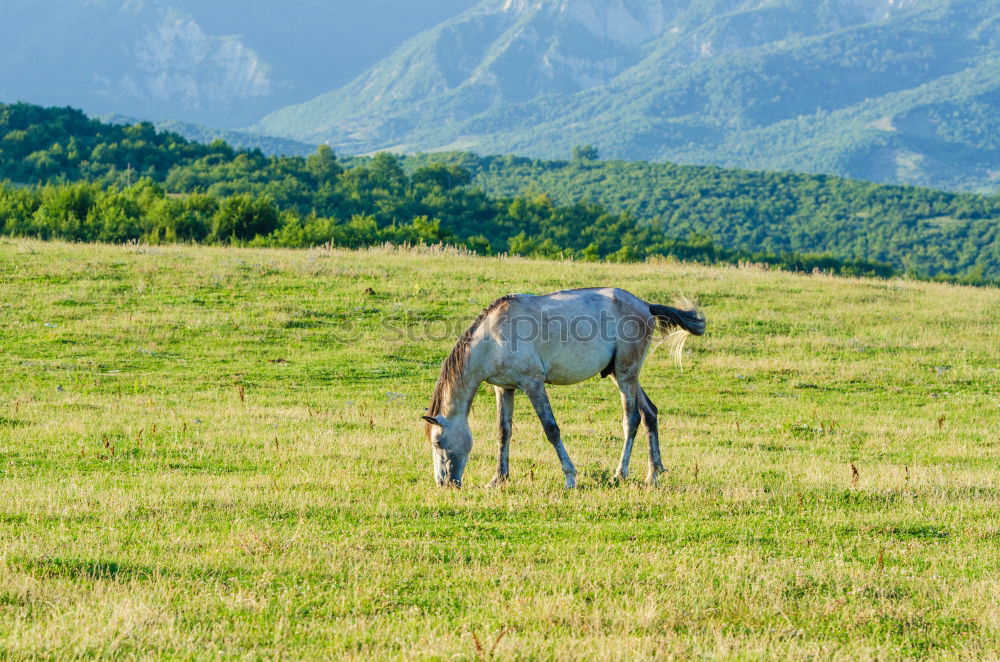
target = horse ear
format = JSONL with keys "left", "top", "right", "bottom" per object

{"left": 422, "top": 415, "right": 444, "bottom": 427}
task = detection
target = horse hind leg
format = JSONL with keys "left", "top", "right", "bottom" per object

{"left": 489, "top": 386, "right": 515, "bottom": 487}
{"left": 612, "top": 375, "right": 641, "bottom": 483}
{"left": 638, "top": 386, "right": 665, "bottom": 486}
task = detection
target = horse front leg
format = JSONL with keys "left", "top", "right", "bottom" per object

{"left": 489, "top": 386, "right": 515, "bottom": 487}
{"left": 521, "top": 380, "right": 576, "bottom": 488}
{"left": 638, "top": 386, "right": 664, "bottom": 486}
{"left": 613, "top": 376, "right": 641, "bottom": 483}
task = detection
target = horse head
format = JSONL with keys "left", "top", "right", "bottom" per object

{"left": 423, "top": 414, "right": 472, "bottom": 487}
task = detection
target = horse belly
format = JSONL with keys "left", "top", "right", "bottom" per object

{"left": 543, "top": 340, "right": 615, "bottom": 385}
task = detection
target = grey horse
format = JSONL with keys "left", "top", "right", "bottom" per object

{"left": 423, "top": 288, "right": 705, "bottom": 488}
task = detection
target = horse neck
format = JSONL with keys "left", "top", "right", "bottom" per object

{"left": 438, "top": 343, "right": 487, "bottom": 421}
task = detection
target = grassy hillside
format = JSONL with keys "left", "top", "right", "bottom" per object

{"left": 1, "top": 238, "right": 998, "bottom": 658}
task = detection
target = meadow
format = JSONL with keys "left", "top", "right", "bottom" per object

{"left": 0, "top": 238, "right": 998, "bottom": 660}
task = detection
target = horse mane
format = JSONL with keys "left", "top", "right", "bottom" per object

{"left": 426, "top": 295, "right": 517, "bottom": 433}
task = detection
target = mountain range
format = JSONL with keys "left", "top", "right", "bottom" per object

{"left": 0, "top": 0, "right": 476, "bottom": 127}
{"left": 256, "top": 0, "right": 1000, "bottom": 192}
{"left": 2, "top": 0, "right": 999, "bottom": 192}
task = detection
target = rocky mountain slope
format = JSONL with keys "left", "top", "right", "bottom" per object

{"left": 0, "top": 0, "right": 477, "bottom": 127}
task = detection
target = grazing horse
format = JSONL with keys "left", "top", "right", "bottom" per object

{"left": 423, "top": 288, "right": 705, "bottom": 488}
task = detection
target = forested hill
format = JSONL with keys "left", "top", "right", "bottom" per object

{"left": 1, "top": 102, "right": 998, "bottom": 281}
{"left": 97, "top": 114, "right": 317, "bottom": 157}
{"left": 405, "top": 151, "right": 1000, "bottom": 280}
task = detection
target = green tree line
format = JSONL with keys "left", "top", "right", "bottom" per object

{"left": 0, "top": 178, "right": 900, "bottom": 279}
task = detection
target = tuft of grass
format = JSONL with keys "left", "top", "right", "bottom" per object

{"left": 0, "top": 238, "right": 998, "bottom": 660}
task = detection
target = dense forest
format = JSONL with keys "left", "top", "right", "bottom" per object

{"left": 1, "top": 103, "right": 996, "bottom": 283}
{"left": 405, "top": 151, "right": 1000, "bottom": 281}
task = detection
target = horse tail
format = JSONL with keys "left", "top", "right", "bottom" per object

{"left": 649, "top": 299, "right": 705, "bottom": 336}
{"left": 649, "top": 298, "right": 705, "bottom": 367}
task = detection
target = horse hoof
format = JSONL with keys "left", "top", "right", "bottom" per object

{"left": 564, "top": 474, "right": 577, "bottom": 489}
{"left": 613, "top": 471, "right": 627, "bottom": 484}
{"left": 646, "top": 467, "right": 665, "bottom": 487}
{"left": 487, "top": 475, "right": 508, "bottom": 488}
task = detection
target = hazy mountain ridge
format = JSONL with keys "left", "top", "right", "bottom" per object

{"left": 0, "top": 0, "right": 478, "bottom": 127}
{"left": 257, "top": 0, "right": 1000, "bottom": 192}
{"left": 0, "top": 1, "right": 276, "bottom": 126}
{"left": 259, "top": 0, "right": 934, "bottom": 136}
{"left": 124, "top": 8, "right": 273, "bottom": 110}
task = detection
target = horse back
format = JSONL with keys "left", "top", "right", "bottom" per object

{"left": 484, "top": 288, "right": 653, "bottom": 386}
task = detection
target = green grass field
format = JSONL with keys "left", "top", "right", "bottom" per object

{"left": 1, "top": 238, "right": 998, "bottom": 660}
